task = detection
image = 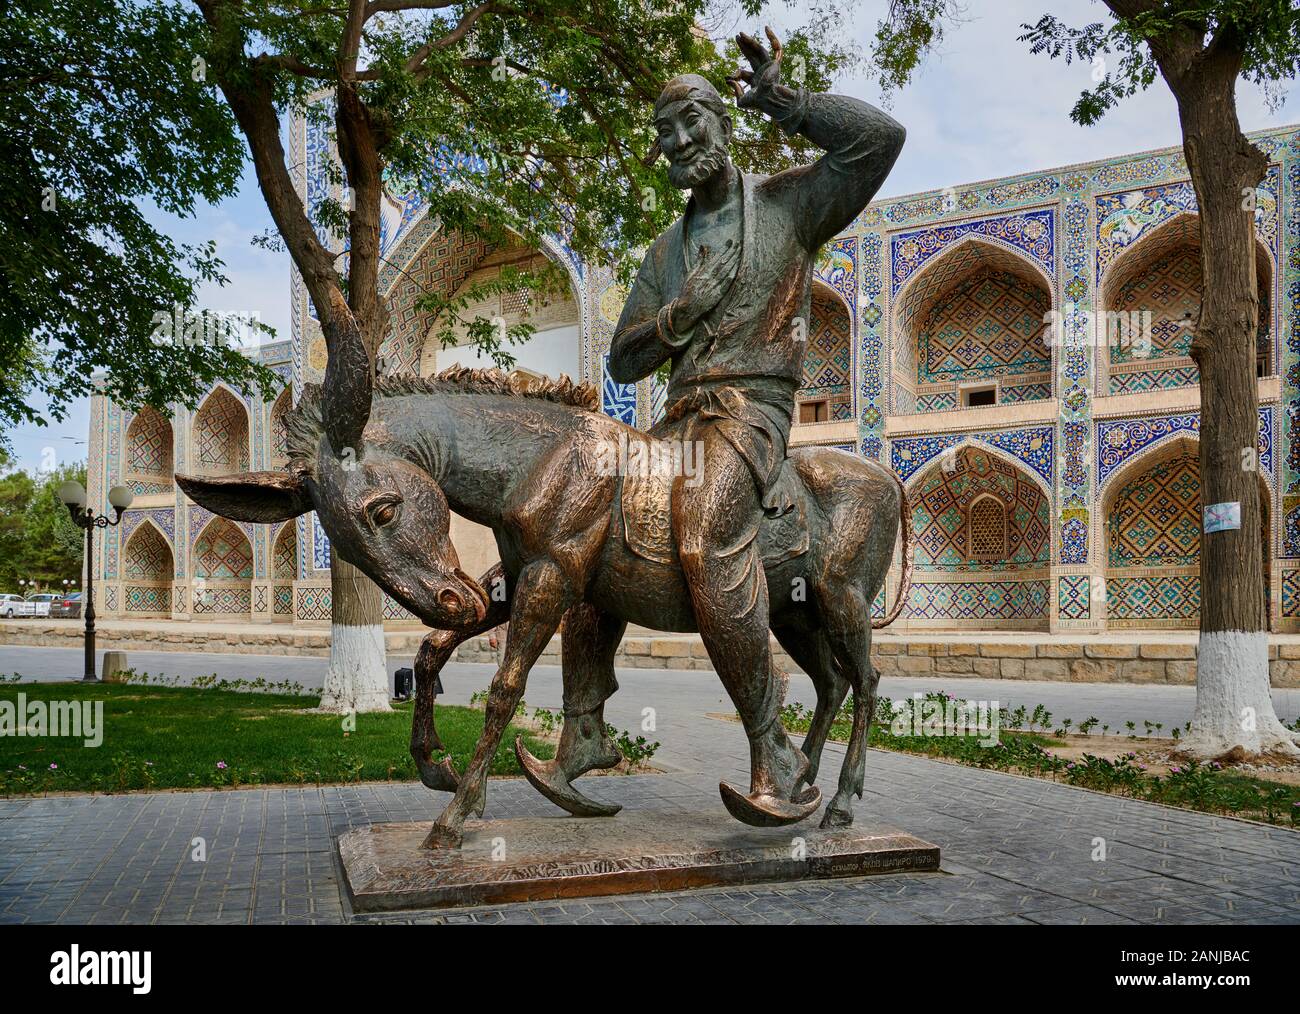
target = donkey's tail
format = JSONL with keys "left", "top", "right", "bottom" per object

{"left": 872, "top": 467, "right": 912, "bottom": 630}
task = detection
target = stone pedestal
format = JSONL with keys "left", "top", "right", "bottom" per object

{"left": 339, "top": 811, "right": 940, "bottom": 913}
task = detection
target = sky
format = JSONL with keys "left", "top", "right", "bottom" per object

{"left": 8, "top": 0, "right": 1300, "bottom": 476}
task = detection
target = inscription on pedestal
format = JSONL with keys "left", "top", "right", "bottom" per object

{"left": 339, "top": 811, "right": 941, "bottom": 912}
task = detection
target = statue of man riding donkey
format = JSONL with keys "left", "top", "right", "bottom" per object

{"left": 180, "top": 29, "right": 913, "bottom": 849}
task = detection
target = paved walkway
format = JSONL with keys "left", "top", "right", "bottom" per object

{"left": 1, "top": 655, "right": 1298, "bottom": 924}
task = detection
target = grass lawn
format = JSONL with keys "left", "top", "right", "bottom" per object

{"left": 0, "top": 681, "right": 554, "bottom": 795}
{"left": 774, "top": 694, "right": 1300, "bottom": 828}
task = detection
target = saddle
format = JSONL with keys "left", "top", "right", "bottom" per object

{"left": 619, "top": 451, "right": 809, "bottom": 567}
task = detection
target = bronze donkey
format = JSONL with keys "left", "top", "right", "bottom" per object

{"left": 179, "top": 364, "right": 911, "bottom": 848}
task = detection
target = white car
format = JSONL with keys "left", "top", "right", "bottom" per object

{"left": 26, "top": 593, "right": 58, "bottom": 617}
{"left": 0, "top": 594, "right": 35, "bottom": 618}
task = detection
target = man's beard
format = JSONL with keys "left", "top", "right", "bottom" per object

{"left": 667, "top": 142, "right": 729, "bottom": 190}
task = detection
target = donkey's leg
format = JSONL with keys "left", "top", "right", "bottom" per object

{"left": 517, "top": 601, "right": 626, "bottom": 816}
{"left": 423, "top": 558, "right": 574, "bottom": 849}
{"left": 773, "top": 625, "right": 849, "bottom": 789}
{"left": 411, "top": 562, "right": 511, "bottom": 792}
{"left": 818, "top": 586, "right": 879, "bottom": 829}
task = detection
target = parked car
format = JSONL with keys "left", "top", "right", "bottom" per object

{"left": 0, "top": 593, "right": 32, "bottom": 618}
{"left": 49, "top": 593, "right": 82, "bottom": 619}
{"left": 26, "top": 593, "right": 58, "bottom": 617}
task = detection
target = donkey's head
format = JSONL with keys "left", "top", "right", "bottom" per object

{"left": 177, "top": 317, "right": 488, "bottom": 631}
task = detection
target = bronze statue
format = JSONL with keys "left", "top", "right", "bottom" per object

{"left": 178, "top": 29, "right": 910, "bottom": 849}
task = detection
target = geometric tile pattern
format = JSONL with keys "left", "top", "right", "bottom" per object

{"left": 798, "top": 291, "right": 852, "bottom": 417}
{"left": 1097, "top": 408, "right": 1273, "bottom": 490}
{"left": 193, "top": 388, "right": 249, "bottom": 472}
{"left": 891, "top": 209, "right": 1055, "bottom": 297}
{"left": 905, "top": 579, "right": 1048, "bottom": 621}
{"left": 1057, "top": 575, "right": 1090, "bottom": 620}
{"left": 125, "top": 407, "right": 173, "bottom": 494}
{"left": 1283, "top": 569, "right": 1300, "bottom": 618}
{"left": 602, "top": 352, "right": 637, "bottom": 424}
{"left": 123, "top": 523, "right": 172, "bottom": 581}
{"left": 918, "top": 268, "right": 1050, "bottom": 382}
{"left": 124, "top": 585, "right": 170, "bottom": 613}
{"left": 1107, "top": 454, "right": 1200, "bottom": 567}
{"left": 893, "top": 426, "right": 1054, "bottom": 489}
{"left": 193, "top": 518, "right": 253, "bottom": 580}
{"left": 910, "top": 448, "right": 1049, "bottom": 571}
{"left": 1107, "top": 574, "right": 1200, "bottom": 624}
{"left": 192, "top": 586, "right": 252, "bottom": 615}
{"left": 296, "top": 586, "right": 332, "bottom": 621}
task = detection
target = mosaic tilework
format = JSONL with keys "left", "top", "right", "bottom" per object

{"left": 891, "top": 210, "right": 1055, "bottom": 297}
{"left": 857, "top": 232, "right": 885, "bottom": 452}
{"left": 798, "top": 292, "right": 852, "bottom": 398}
{"left": 378, "top": 228, "right": 495, "bottom": 374}
{"left": 383, "top": 595, "right": 417, "bottom": 622}
{"left": 123, "top": 523, "right": 173, "bottom": 582}
{"left": 312, "top": 515, "right": 332, "bottom": 571}
{"left": 193, "top": 586, "right": 252, "bottom": 616}
{"left": 1097, "top": 408, "right": 1273, "bottom": 490}
{"left": 602, "top": 353, "right": 636, "bottom": 424}
{"left": 125, "top": 407, "right": 173, "bottom": 494}
{"left": 296, "top": 586, "right": 332, "bottom": 621}
{"left": 193, "top": 388, "right": 249, "bottom": 472}
{"left": 1108, "top": 365, "right": 1200, "bottom": 393}
{"left": 1283, "top": 155, "right": 1300, "bottom": 555}
{"left": 905, "top": 579, "right": 1048, "bottom": 621}
{"left": 999, "top": 381, "right": 1052, "bottom": 403}
{"left": 124, "top": 585, "right": 169, "bottom": 613}
{"left": 893, "top": 426, "right": 1054, "bottom": 490}
{"left": 910, "top": 448, "right": 1049, "bottom": 571}
{"left": 915, "top": 391, "right": 956, "bottom": 413}
{"left": 1107, "top": 574, "right": 1199, "bottom": 624}
{"left": 1107, "top": 455, "right": 1200, "bottom": 567}
{"left": 918, "top": 268, "right": 1050, "bottom": 382}
{"left": 193, "top": 518, "right": 253, "bottom": 580}
{"left": 815, "top": 237, "right": 857, "bottom": 308}
{"left": 1057, "top": 575, "right": 1090, "bottom": 621}
{"left": 272, "top": 526, "right": 296, "bottom": 581}
{"left": 1283, "top": 569, "right": 1300, "bottom": 618}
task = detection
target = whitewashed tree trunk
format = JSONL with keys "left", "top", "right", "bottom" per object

{"left": 1181, "top": 632, "right": 1298, "bottom": 758}
{"left": 317, "top": 558, "right": 391, "bottom": 714}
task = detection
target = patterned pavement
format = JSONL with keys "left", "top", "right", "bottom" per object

{"left": 2, "top": 682, "right": 1298, "bottom": 923}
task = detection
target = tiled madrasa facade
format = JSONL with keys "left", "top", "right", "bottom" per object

{"left": 86, "top": 119, "right": 1300, "bottom": 633}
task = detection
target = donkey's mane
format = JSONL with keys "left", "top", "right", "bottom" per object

{"left": 283, "top": 365, "right": 599, "bottom": 470}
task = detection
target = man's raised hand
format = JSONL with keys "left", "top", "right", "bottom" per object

{"left": 728, "top": 27, "right": 795, "bottom": 112}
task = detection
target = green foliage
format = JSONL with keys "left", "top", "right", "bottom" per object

{"left": 775, "top": 691, "right": 1300, "bottom": 826}
{"left": 0, "top": 0, "right": 281, "bottom": 444}
{"left": 0, "top": 680, "right": 555, "bottom": 794}
{"left": 0, "top": 461, "right": 84, "bottom": 590}
{"left": 871, "top": 1, "right": 1300, "bottom": 125}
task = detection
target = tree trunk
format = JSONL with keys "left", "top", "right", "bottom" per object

{"left": 317, "top": 556, "right": 391, "bottom": 713}
{"left": 1175, "top": 69, "right": 1297, "bottom": 758}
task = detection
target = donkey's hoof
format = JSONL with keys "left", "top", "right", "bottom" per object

{"left": 819, "top": 805, "right": 854, "bottom": 829}
{"left": 516, "top": 736, "right": 622, "bottom": 818}
{"left": 719, "top": 781, "right": 821, "bottom": 827}
{"left": 415, "top": 755, "right": 460, "bottom": 793}
{"left": 420, "top": 822, "right": 463, "bottom": 850}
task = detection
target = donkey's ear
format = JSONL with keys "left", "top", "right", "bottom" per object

{"left": 176, "top": 471, "right": 312, "bottom": 523}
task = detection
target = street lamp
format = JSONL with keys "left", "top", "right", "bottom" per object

{"left": 57, "top": 480, "right": 132, "bottom": 682}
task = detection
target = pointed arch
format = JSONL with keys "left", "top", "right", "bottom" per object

{"left": 891, "top": 234, "right": 1055, "bottom": 414}
{"left": 269, "top": 386, "right": 293, "bottom": 468}
{"left": 271, "top": 521, "right": 297, "bottom": 619}
{"left": 1101, "top": 432, "right": 1271, "bottom": 629}
{"left": 122, "top": 520, "right": 173, "bottom": 616}
{"left": 192, "top": 386, "right": 250, "bottom": 475}
{"left": 902, "top": 443, "right": 1051, "bottom": 630}
{"left": 191, "top": 516, "right": 253, "bottom": 617}
{"left": 379, "top": 219, "right": 585, "bottom": 381}
{"left": 124, "top": 406, "right": 174, "bottom": 497}
{"left": 1098, "top": 212, "right": 1275, "bottom": 392}
{"left": 796, "top": 280, "right": 854, "bottom": 424}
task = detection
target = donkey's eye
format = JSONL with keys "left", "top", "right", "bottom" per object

{"left": 369, "top": 499, "right": 401, "bottom": 528}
